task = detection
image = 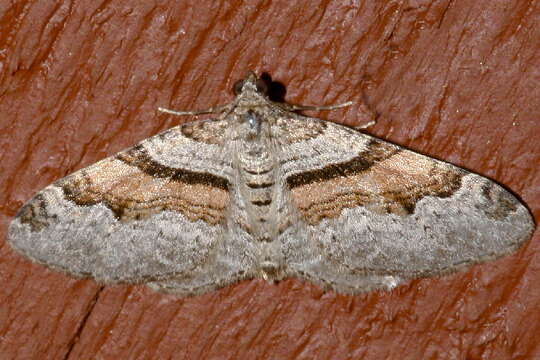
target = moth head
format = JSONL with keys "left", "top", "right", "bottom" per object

{"left": 233, "top": 72, "right": 269, "bottom": 97}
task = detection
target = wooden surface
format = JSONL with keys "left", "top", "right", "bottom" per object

{"left": 1, "top": 1, "right": 539, "bottom": 359}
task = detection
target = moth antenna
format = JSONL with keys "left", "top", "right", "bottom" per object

{"left": 158, "top": 103, "right": 229, "bottom": 116}
{"left": 282, "top": 100, "right": 353, "bottom": 112}
{"left": 354, "top": 120, "right": 377, "bottom": 130}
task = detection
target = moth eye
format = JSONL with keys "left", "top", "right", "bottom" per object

{"left": 233, "top": 79, "right": 245, "bottom": 95}
{"left": 255, "top": 79, "right": 268, "bottom": 95}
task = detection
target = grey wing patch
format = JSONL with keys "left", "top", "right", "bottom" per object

{"left": 276, "top": 116, "right": 534, "bottom": 294}
{"left": 8, "top": 120, "right": 256, "bottom": 296}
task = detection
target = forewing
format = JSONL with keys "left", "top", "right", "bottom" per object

{"left": 8, "top": 119, "right": 254, "bottom": 295}
{"left": 275, "top": 115, "right": 534, "bottom": 294}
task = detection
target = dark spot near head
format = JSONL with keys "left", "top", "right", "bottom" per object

{"left": 233, "top": 79, "right": 245, "bottom": 95}
{"left": 255, "top": 78, "right": 268, "bottom": 95}
{"left": 259, "top": 72, "right": 286, "bottom": 102}
{"left": 233, "top": 73, "right": 286, "bottom": 101}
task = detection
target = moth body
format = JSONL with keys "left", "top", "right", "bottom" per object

{"left": 231, "top": 99, "right": 287, "bottom": 280}
{"left": 7, "top": 72, "right": 534, "bottom": 296}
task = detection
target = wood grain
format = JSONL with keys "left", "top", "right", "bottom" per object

{"left": 1, "top": 1, "right": 538, "bottom": 359}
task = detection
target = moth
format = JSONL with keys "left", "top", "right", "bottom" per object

{"left": 8, "top": 72, "right": 534, "bottom": 296}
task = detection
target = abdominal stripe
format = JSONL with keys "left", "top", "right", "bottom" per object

{"left": 251, "top": 199, "right": 272, "bottom": 206}
{"left": 247, "top": 181, "right": 274, "bottom": 189}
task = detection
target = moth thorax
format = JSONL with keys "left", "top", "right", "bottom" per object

{"left": 246, "top": 110, "right": 260, "bottom": 130}
{"left": 242, "top": 110, "right": 262, "bottom": 139}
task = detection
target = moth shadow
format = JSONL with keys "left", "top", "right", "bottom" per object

{"left": 258, "top": 72, "right": 286, "bottom": 103}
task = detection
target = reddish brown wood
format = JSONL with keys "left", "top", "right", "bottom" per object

{"left": 1, "top": 1, "right": 538, "bottom": 359}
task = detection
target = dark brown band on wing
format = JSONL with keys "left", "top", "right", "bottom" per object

{"left": 46, "top": 146, "right": 231, "bottom": 225}
{"left": 60, "top": 178, "right": 227, "bottom": 224}
{"left": 117, "top": 145, "right": 230, "bottom": 190}
{"left": 289, "top": 140, "right": 466, "bottom": 224}
{"left": 286, "top": 139, "right": 400, "bottom": 188}
{"left": 296, "top": 170, "right": 464, "bottom": 224}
